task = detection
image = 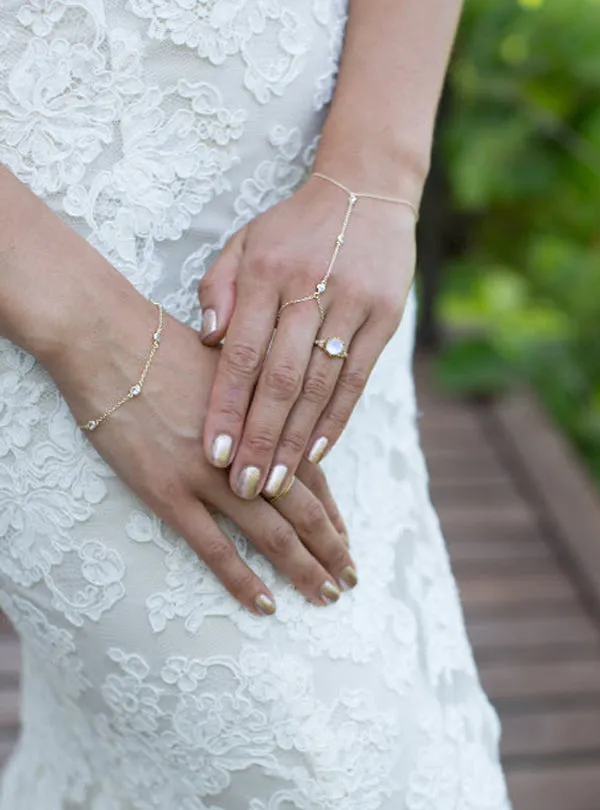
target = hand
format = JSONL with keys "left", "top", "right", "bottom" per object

{"left": 44, "top": 278, "right": 356, "bottom": 615}
{"left": 198, "top": 173, "right": 416, "bottom": 499}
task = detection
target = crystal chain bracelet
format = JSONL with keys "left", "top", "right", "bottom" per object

{"left": 277, "top": 172, "right": 419, "bottom": 324}
{"left": 78, "top": 299, "right": 164, "bottom": 433}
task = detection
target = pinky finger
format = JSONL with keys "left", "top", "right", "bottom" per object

{"left": 175, "top": 500, "right": 277, "bottom": 616}
{"left": 306, "top": 322, "right": 386, "bottom": 466}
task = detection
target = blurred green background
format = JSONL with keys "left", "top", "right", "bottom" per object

{"left": 431, "top": 0, "right": 600, "bottom": 484}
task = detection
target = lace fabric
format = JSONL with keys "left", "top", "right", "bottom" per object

{"left": 0, "top": 2, "right": 511, "bottom": 808}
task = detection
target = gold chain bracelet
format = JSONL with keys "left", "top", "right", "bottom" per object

{"left": 277, "top": 172, "right": 419, "bottom": 324}
{"left": 78, "top": 299, "right": 164, "bottom": 433}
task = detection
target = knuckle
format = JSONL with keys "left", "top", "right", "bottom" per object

{"left": 245, "top": 427, "right": 277, "bottom": 457}
{"left": 141, "top": 466, "right": 185, "bottom": 509}
{"left": 197, "top": 274, "right": 211, "bottom": 296}
{"left": 228, "top": 569, "right": 257, "bottom": 600}
{"left": 344, "top": 283, "right": 371, "bottom": 315}
{"left": 294, "top": 563, "right": 322, "bottom": 592}
{"left": 264, "top": 362, "right": 302, "bottom": 401}
{"left": 249, "top": 250, "right": 285, "bottom": 280}
{"left": 215, "top": 392, "right": 245, "bottom": 426}
{"left": 298, "top": 498, "right": 327, "bottom": 537}
{"left": 202, "top": 537, "right": 235, "bottom": 569}
{"left": 325, "top": 406, "right": 348, "bottom": 432}
{"left": 339, "top": 367, "right": 369, "bottom": 398}
{"left": 327, "top": 544, "right": 350, "bottom": 571}
{"left": 264, "top": 523, "right": 296, "bottom": 558}
{"left": 302, "top": 367, "right": 332, "bottom": 404}
{"left": 377, "top": 297, "right": 404, "bottom": 332}
{"left": 225, "top": 341, "right": 263, "bottom": 379}
{"left": 279, "top": 428, "right": 306, "bottom": 456}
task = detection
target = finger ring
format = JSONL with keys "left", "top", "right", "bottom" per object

{"left": 314, "top": 337, "right": 348, "bottom": 360}
{"left": 266, "top": 476, "right": 296, "bottom": 505}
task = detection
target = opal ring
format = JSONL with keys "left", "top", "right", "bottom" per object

{"left": 314, "top": 337, "right": 348, "bottom": 360}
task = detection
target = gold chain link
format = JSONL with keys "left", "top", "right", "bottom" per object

{"left": 276, "top": 172, "right": 419, "bottom": 324}
{"left": 78, "top": 300, "right": 164, "bottom": 433}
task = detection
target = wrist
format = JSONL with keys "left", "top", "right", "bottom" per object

{"left": 313, "top": 118, "right": 430, "bottom": 205}
{"left": 0, "top": 166, "right": 140, "bottom": 367}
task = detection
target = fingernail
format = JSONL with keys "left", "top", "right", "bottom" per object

{"left": 338, "top": 565, "right": 358, "bottom": 591}
{"left": 211, "top": 434, "right": 232, "bottom": 468}
{"left": 263, "top": 464, "right": 288, "bottom": 499}
{"left": 308, "top": 436, "right": 328, "bottom": 464}
{"left": 320, "top": 579, "right": 341, "bottom": 605}
{"left": 255, "top": 593, "right": 276, "bottom": 615}
{"left": 341, "top": 532, "right": 350, "bottom": 548}
{"left": 201, "top": 308, "right": 218, "bottom": 339}
{"left": 237, "top": 466, "right": 261, "bottom": 499}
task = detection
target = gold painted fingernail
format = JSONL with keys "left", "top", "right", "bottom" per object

{"left": 255, "top": 593, "right": 276, "bottom": 615}
{"left": 264, "top": 464, "right": 288, "bottom": 499}
{"left": 320, "top": 579, "right": 341, "bottom": 605}
{"left": 238, "top": 466, "right": 261, "bottom": 499}
{"left": 201, "top": 308, "right": 217, "bottom": 339}
{"left": 339, "top": 565, "right": 358, "bottom": 591}
{"left": 211, "top": 434, "right": 232, "bottom": 467}
{"left": 308, "top": 436, "right": 328, "bottom": 464}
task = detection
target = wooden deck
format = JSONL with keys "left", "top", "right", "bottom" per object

{"left": 2, "top": 356, "right": 600, "bottom": 808}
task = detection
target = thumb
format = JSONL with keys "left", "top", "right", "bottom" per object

{"left": 198, "top": 226, "right": 247, "bottom": 345}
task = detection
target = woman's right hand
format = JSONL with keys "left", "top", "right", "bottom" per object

{"left": 43, "top": 278, "right": 357, "bottom": 616}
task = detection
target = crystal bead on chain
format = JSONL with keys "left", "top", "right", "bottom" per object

{"left": 277, "top": 173, "right": 416, "bottom": 324}
{"left": 78, "top": 299, "right": 164, "bottom": 432}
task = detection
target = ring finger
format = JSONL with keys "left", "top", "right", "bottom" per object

{"left": 228, "top": 302, "right": 321, "bottom": 499}
{"left": 262, "top": 302, "right": 366, "bottom": 496}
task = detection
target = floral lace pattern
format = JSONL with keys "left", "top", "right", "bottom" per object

{"left": 0, "top": 1, "right": 510, "bottom": 807}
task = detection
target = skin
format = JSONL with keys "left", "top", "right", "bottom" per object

{"left": 199, "top": 0, "right": 464, "bottom": 501}
{"left": 0, "top": 164, "right": 354, "bottom": 615}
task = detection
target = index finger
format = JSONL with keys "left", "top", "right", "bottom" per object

{"left": 203, "top": 281, "right": 278, "bottom": 470}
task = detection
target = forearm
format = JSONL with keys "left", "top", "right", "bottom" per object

{"left": 314, "top": 0, "right": 463, "bottom": 200}
{"left": 0, "top": 164, "right": 139, "bottom": 364}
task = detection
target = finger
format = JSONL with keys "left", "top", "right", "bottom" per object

{"left": 213, "top": 478, "right": 347, "bottom": 605}
{"left": 228, "top": 300, "right": 321, "bottom": 499}
{"left": 173, "top": 498, "right": 277, "bottom": 616}
{"left": 296, "top": 458, "right": 349, "bottom": 544}
{"left": 306, "top": 317, "right": 391, "bottom": 464}
{"left": 262, "top": 301, "right": 366, "bottom": 496}
{"left": 268, "top": 475, "right": 357, "bottom": 591}
{"left": 198, "top": 227, "right": 247, "bottom": 345}
{"left": 203, "top": 278, "right": 279, "bottom": 472}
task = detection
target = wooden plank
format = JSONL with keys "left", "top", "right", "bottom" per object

{"left": 419, "top": 419, "right": 488, "bottom": 450}
{"left": 436, "top": 502, "right": 537, "bottom": 529}
{"left": 481, "top": 657, "right": 600, "bottom": 702}
{"left": 430, "top": 479, "right": 524, "bottom": 509}
{"left": 502, "top": 708, "right": 600, "bottom": 758}
{"left": 449, "top": 534, "right": 552, "bottom": 566}
{"left": 507, "top": 764, "right": 600, "bottom": 810}
{"left": 492, "top": 392, "right": 600, "bottom": 611}
{"left": 443, "top": 522, "right": 548, "bottom": 551}
{"left": 467, "top": 614, "right": 600, "bottom": 653}
{"left": 424, "top": 452, "right": 507, "bottom": 482}
{"left": 459, "top": 571, "right": 578, "bottom": 612}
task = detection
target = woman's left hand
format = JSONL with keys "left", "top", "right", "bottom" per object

{"left": 197, "top": 173, "right": 417, "bottom": 501}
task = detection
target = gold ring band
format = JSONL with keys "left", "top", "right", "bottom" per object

{"left": 266, "top": 476, "right": 296, "bottom": 505}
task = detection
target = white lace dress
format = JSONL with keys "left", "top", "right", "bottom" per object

{"left": 0, "top": 2, "right": 511, "bottom": 808}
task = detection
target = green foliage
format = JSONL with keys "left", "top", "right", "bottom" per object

{"left": 438, "top": 0, "right": 600, "bottom": 482}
